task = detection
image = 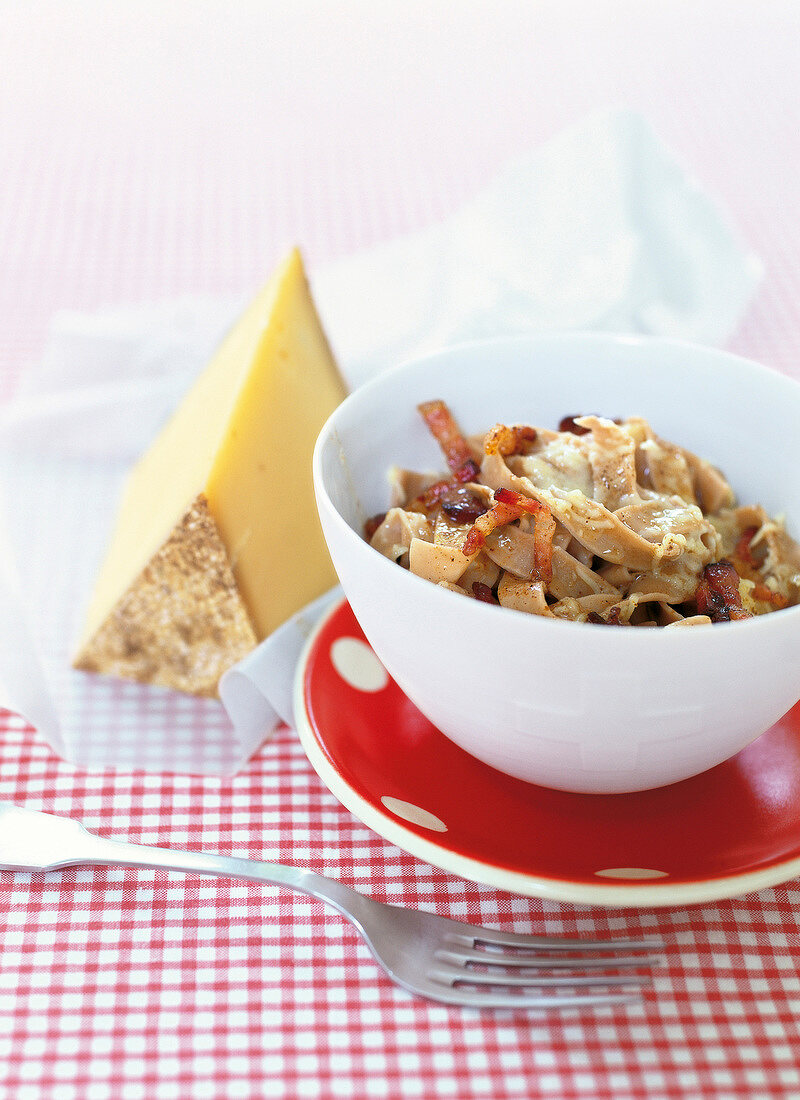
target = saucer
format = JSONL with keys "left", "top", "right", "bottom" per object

{"left": 293, "top": 598, "right": 800, "bottom": 907}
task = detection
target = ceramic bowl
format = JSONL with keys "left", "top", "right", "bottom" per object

{"left": 313, "top": 334, "right": 800, "bottom": 793}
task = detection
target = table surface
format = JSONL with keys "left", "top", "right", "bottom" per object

{"left": 3, "top": 3, "right": 800, "bottom": 1098}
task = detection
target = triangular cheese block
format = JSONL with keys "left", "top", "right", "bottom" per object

{"left": 73, "top": 247, "right": 348, "bottom": 696}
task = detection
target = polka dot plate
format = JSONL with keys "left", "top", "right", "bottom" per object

{"left": 294, "top": 598, "right": 800, "bottom": 907}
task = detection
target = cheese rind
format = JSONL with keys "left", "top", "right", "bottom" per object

{"left": 73, "top": 247, "right": 347, "bottom": 695}
{"left": 74, "top": 494, "right": 258, "bottom": 696}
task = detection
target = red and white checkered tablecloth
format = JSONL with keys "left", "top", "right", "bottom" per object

{"left": 3, "top": 4, "right": 800, "bottom": 1098}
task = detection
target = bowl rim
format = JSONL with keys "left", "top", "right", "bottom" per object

{"left": 327, "top": 330, "right": 800, "bottom": 409}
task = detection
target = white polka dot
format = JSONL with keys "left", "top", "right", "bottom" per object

{"left": 330, "top": 637, "right": 389, "bottom": 692}
{"left": 381, "top": 796, "right": 448, "bottom": 833}
{"left": 593, "top": 867, "right": 669, "bottom": 880}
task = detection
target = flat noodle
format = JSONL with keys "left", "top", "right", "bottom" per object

{"left": 549, "top": 546, "right": 619, "bottom": 601}
{"left": 680, "top": 448, "right": 735, "bottom": 513}
{"left": 623, "top": 416, "right": 697, "bottom": 503}
{"left": 483, "top": 527, "right": 538, "bottom": 579}
{"left": 656, "top": 602, "right": 684, "bottom": 626}
{"left": 481, "top": 450, "right": 683, "bottom": 573}
{"left": 497, "top": 573, "right": 552, "bottom": 616}
{"left": 665, "top": 614, "right": 713, "bottom": 628}
{"left": 408, "top": 537, "right": 475, "bottom": 585}
{"left": 458, "top": 554, "right": 501, "bottom": 595}
{"left": 575, "top": 416, "right": 639, "bottom": 510}
{"left": 370, "top": 508, "right": 433, "bottom": 566}
{"left": 550, "top": 593, "right": 621, "bottom": 620}
{"left": 368, "top": 404, "right": 800, "bottom": 625}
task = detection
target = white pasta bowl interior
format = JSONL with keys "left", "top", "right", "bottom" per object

{"left": 313, "top": 334, "right": 800, "bottom": 794}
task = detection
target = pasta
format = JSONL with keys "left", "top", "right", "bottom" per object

{"left": 365, "top": 401, "right": 800, "bottom": 626}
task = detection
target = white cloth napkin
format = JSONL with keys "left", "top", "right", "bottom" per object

{"left": 0, "top": 109, "right": 762, "bottom": 774}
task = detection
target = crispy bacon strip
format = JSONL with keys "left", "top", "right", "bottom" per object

{"left": 462, "top": 496, "right": 521, "bottom": 555}
{"left": 463, "top": 487, "right": 556, "bottom": 583}
{"left": 695, "top": 560, "right": 752, "bottom": 622}
{"left": 418, "top": 400, "right": 473, "bottom": 473}
{"left": 484, "top": 423, "right": 538, "bottom": 456}
{"left": 412, "top": 458, "right": 480, "bottom": 511}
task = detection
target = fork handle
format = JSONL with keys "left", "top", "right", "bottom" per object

{"left": 59, "top": 832, "right": 373, "bottom": 927}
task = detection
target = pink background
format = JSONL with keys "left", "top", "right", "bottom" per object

{"left": 2, "top": 3, "right": 800, "bottom": 1099}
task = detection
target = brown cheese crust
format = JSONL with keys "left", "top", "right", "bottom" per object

{"left": 73, "top": 494, "right": 258, "bottom": 696}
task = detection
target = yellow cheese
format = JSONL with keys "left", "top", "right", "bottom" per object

{"left": 73, "top": 247, "right": 347, "bottom": 696}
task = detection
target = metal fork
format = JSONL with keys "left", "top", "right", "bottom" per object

{"left": 0, "top": 803, "right": 663, "bottom": 1010}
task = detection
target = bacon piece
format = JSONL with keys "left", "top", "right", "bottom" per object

{"left": 412, "top": 459, "right": 481, "bottom": 511}
{"left": 558, "top": 414, "right": 621, "bottom": 435}
{"left": 418, "top": 400, "right": 473, "bottom": 473}
{"left": 440, "top": 486, "right": 489, "bottom": 525}
{"left": 472, "top": 581, "right": 498, "bottom": 604}
{"left": 752, "top": 583, "right": 789, "bottom": 610}
{"left": 463, "top": 487, "right": 556, "bottom": 583}
{"left": 558, "top": 415, "right": 592, "bottom": 436}
{"left": 733, "top": 526, "right": 760, "bottom": 568}
{"left": 462, "top": 497, "right": 521, "bottom": 556}
{"left": 694, "top": 560, "right": 752, "bottom": 622}
{"left": 484, "top": 423, "right": 538, "bottom": 456}
{"left": 587, "top": 607, "right": 623, "bottom": 625}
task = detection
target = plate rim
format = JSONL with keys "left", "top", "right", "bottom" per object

{"left": 293, "top": 596, "right": 800, "bottom": 908}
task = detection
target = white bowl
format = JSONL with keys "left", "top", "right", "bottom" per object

{"left": 313, "top": 334, "right": 800, "bottom": 793}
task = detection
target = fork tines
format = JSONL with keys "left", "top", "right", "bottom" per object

{"left": 427, "top": 928, "right": 665, "bottom": 1010}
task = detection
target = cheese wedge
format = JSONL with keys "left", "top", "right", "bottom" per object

{"left": 73, "top": 247, "right": 347, "bottom": 696}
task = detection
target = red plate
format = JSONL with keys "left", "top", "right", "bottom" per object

{"left": 294, "top": 598, "right": 800, "bottom": 906}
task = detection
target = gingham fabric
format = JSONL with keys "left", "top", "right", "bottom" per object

{"left": 2, "top": 4, "right": 800, "bottom": 1098}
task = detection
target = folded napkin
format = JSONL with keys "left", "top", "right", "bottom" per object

{"left": 0, "top": 109, "right": 762, "bottom": 774}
